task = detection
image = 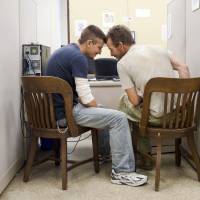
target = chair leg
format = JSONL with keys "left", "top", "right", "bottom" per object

{"left": 155, "top": 136, "right": 162, "bottom": 191}
{"left": 175, "top": 138, "right": 181, "bottom": 166}
{"left": 91, "top": 129, "right": 100, "bottom": 173}
{"left": 60, "top": 137, "right": 67, "bottom": 190}
{"left": 53, "top": 139, "right": 60, "bottom": 166}
{"left": 128, "top": 121, "right": 138, "bottom": 171}
{"left": 23, "top": 137, "right": 38, "bottom": 182}
{"left": 131, "top": 124, "right": 138, "bottom": 162}
{"left": 186, "top": 134, "right": 200, "bottom": 181}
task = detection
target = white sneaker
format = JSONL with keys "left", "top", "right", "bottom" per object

{"left": 111, "top": 169, "right": 148, "bottom": 187}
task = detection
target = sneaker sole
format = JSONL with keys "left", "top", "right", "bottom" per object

{"left": 111, "top": 178, "right": 148, "bottom": 187}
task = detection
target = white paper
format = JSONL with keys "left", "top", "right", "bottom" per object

{"left": 192, "top": 0, "right": 200, "bottom": 11}
{"left": 75, "top": 20, "right": 87, "bottom": 37}
{"left": 102, "top": 11, "right": 115, "bottom": 28}
{"left": 135, "top": 9, "right": 151, "bottom": 18}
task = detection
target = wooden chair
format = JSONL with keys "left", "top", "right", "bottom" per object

{"left": 133, "top": 77, "right": 200, "bottom": 191}
{"left": 21, "top": 76, "right": 99, "bottom": 190}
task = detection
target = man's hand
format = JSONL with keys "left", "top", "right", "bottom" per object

{"left": 125, "top": 87, "right": 142, "bottom": 107}
{"left": 81, "top": 98, "right": 98, "bottom": 107}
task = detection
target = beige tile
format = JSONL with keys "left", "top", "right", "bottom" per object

{"left": 1, "top": 138, "right": 200, "bottom": 200}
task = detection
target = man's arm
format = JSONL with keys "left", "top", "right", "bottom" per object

{"left": 125, "top": 87, "right": 142, "bottom": 107}
{"left": 170, "top": 54, "right": 190, "bottom": 78}
{"left": 117, "top": 63, "right": 142, "bottom": 107}
{"left": 75, "top": 77, "right": 97, "bottom": 107}
{"left": 80, "top": 98, "right": 97, "bottom": 107}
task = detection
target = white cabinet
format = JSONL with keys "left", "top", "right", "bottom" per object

{"left": 90, "top": 80, "right": 123, "bottom": 109}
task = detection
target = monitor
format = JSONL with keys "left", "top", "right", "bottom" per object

{"left": 86, "top": 56, "right": 95, "bottom": 74}
{"left": 94, "top": 58, "right": 118, "bottom": 80}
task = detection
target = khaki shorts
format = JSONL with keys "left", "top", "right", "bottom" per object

{"left": 118, "top": 93, "right": 162, "bottom": 126}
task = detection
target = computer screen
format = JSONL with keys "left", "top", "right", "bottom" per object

{"left": 86, "top": 56, "right": 95, "bottom": 74}
{"left": 94, "top": 58, "right": 118, "bottom": 80}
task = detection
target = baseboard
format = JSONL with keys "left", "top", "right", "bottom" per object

{"left": 0, "top": 157, "right": 24, "bottom": 194}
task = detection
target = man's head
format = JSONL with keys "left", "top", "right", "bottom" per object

{"left": 78, "top": 25, "right": 106, "bottom": 58}
{"left": 106, "top": 25, "right": 135, "bottom": 59}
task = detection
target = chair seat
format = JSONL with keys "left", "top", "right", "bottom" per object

{"left": 145, "top": 126, "right": 196, "bottom": 138}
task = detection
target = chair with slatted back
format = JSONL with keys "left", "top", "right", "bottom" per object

{"left": 134, "top": 77, "right": 200, "bottom": 191}
{"left": 21, "top": 76, "right": 99, "bottom": 190}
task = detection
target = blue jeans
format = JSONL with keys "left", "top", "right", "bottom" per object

{"left": 73, "top": 103, "right": 135, "bottom": 172}
{"left": 98, "top": 128, "right": 110, "bottom": 157}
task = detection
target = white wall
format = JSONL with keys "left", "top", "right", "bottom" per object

{"left": 0, "top": 0, "right": 65, "bottom": 193}
{"left": 20, "top": 0, "right": 64, "bottom": 51}
{"left": 186, "top": 0, "right": 200, "bottom": 77}
{"left": 20, "top": 0, "right": 37, "bottom": 44}
{"left": 185, "top": 0, "right": 200, "bottom": 154}
{"left": 167, "top": 0, "right": 186, "bottom": 62}
{"left": 36, "top": 0, "right": 65, "bottom": 52}
{"left": 0, "top": 0, "right": 22, "bottom": 194}
{"left": 167, "top": 0, "right": 200, "bottom": 154}
{"left": 60, "top": 0, "right": 68, "bottom": 45}
{"left": 167, "top": 0, "right": 200, "bottom": 76}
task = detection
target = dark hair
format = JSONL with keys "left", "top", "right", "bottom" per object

{"left": 106, "top": 25, "right": 135, "bottom": 47}
{"left": 78, "top": 25, "right": 106, "bottom": 44}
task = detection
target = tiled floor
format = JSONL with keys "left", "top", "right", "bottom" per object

{"left": 1, "top": 137, "right": 200, "bottom": 200}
